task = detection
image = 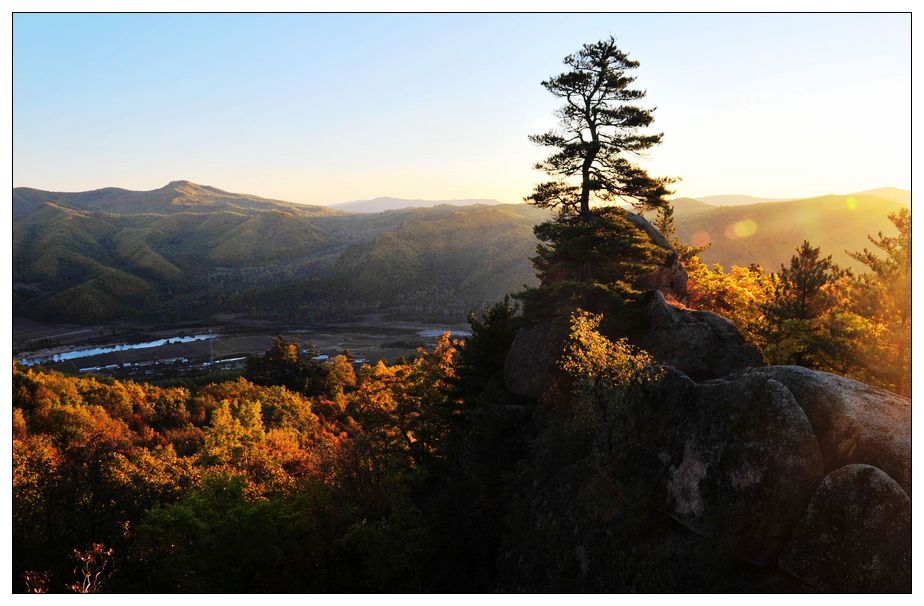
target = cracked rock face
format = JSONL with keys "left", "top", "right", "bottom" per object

{"left": 634, "top": 369, "right": 826, "bottom": 567}
{"left": 632, "top": 367, "right": 910, "bottom": 591}
{"left": 501, "top": 285, "right": 910, "bottom": 592}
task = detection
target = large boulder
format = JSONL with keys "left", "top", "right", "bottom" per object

{"left": 736, "top": 366, "right": 911, "bottom": 494}
{"left": 629, "top": 366, "right": 911, "bottom": 584}
{"left": 494, "top": 456, "right": 804, "bottom": 592}
{"left": 600, "top": 290, "right": 763, "bottom": 381}
{"left": 779, "top": 464, "right": 911, "bottom": 592}
{"left": 630, "top": 369, "right": 825, "bottom": 565}
{"left": 503, "top": 322, "right": 569, "bottom": 400}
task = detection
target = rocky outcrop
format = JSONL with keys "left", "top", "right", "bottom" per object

{"left": 779, "top": 464, "right": 911, "bottom": 592}
{"left": 498, "top": 212, "right": 909, "bottom": 591}
{"left": 503, "top": 290, "right": 763, "bottom": 399}
{"left": 741, "top": 366, "right": 911, "bottom": 494}
{"left": 600, "top": 291, "right": 763, "bottom": 381}
{"left": 632, "top": 367, "right": 910, "bottom": 589}
{"left": 624, "top": 212, "right": 688, "bottom": 297}
{"left": 635, "top": 370, "right": 825, "bottom": 566}
{"left": 500, "top": 339, "right": 911, "bottom": 591}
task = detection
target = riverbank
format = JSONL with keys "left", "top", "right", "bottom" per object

{"left": 12, "top": 316, "right": 471, "bottom": 381}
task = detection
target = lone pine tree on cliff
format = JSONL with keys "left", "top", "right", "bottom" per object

{"left": 522, "top": 37, "right": 677, "bottom": 317}
{"left": 527, "top": 36, "right": 675, "bottom": 217}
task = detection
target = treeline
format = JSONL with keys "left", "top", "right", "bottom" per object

{"left": 682, "top": 209, "right": 910, "bottom": 395}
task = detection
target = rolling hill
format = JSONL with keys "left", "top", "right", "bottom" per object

{"left": 12, "top": 182, "right": 547, "bottom": 323}
{"left": 329, "top": 196, "right": 503, "bottom": 213}
{"left": 13, "top": 181, "right": 346, "bottom": 322}
{"left": 12, "top": 181, "right": 909, "bottom": 325}
{"left": 673, "top": 193, "right": 909, "bottom": 270}
{"left": 850, "top": 187, "right": 911, "bottom": 206}
{"left": 693, "top": 194, "right": 788, "bottom": 206}
{"left": 13, "top": 180, "right": 335, "bottom": 217}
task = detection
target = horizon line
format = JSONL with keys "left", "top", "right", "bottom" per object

{"left": 11, "top": 179, "right": 910, "bottom": 207}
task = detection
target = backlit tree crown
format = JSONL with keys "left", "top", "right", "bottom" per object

{"left": 527, "top": 37, "right": 675, "bottom": 217}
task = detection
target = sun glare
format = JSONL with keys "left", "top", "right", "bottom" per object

{"left": 727, "top": 219, "right": 758, "bottom": 239}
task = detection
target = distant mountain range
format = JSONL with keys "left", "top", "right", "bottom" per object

{"left": 325, "top": 186, "right": 910, "bottom": 211}
{"left": 13, "top": 180, "right": 337, "bottom": 218}
{"left": 13, "top": 181, "right": 546, "bottom": 324}
{"left": 12, "top": 181, "right": 909, "bottom": 325}
{"left": 330, "top": 196, "right": 502, "bottom": 213}
{"left": 847, "top": 187, "right": 911, "bottom": 205}
{"left": 692, "top": 194, "right": 790, "bottom": 206}
{"left": 688, "top": 187, "right": 909, "bottom": 208}
{"left": 662, "top": 191, "right": 909, "bottom": 270}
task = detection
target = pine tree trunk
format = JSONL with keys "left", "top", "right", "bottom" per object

{"left": 580, "top": 164, "right": 591, "bottom": 216}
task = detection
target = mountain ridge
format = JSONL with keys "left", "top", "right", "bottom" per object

{"left": 689, "top": 186, "right": 910, "bottom": 207}
{"left": 692, "top": 194, "right": 789, "bottom": 206}
{"left": 12, "top": 183, "right": 548, "bottom": 323}
{"left": 13, "top": 180, "right": 340, "bottom": 219}
{"left": 12, "top": 181, "right": 910, "bottom": 324}
{"left": 329, "top": 196, "right": 504, "bottom": 213}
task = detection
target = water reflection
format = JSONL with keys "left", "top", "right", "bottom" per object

{"left": 17, "top": 334, "right": 217, "bottom": 366}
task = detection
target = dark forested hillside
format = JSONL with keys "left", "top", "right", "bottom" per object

{"left": 12, "top": 181, "right": 548, "bottom": 323}
{"left": 12, "top": 181, "right": 908, "bottom": 325}
{"left": 282, "top": 205, "right": 543, "bottom": 320}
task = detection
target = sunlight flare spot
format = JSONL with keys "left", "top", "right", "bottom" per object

{"left": 734, "top": 219, "right": 758, "bottom": 238}
{"left": 846, "top": 196, "right": 859, "bottom": 210}
{"left": 726, "top": 219, "right": 758, "bottom": 239}
{"left": 691, "top": 230, "right": 711, "bottom": 248}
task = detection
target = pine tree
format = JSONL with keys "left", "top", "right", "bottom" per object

{"left": 653, "top": 204, "right": 675, "bottom": 239}
{"left": 767, "top": 241, "right": 840, "bottom": 322}
{"left": 848, "top": 209, "right": 911, "bottom": 394}
{"left": 526, "top": 37, "right": 675, "bottom": 217}
{"left": 761, "top": 241, "right": 851, "bottom": 368}
{"left": 519, "top": 38, "right": 678, "bottom": 319}
{"left": 457, "top": 296, "right": 522, "bottom": 395}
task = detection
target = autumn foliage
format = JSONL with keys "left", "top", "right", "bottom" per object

{"left": 12, "top": 205, "right": 911, "bottom": 592}
{"left": 12, "top": 334, "right": 462, "bottom": 592}
{"left": 684, "top": 210, "right": 911, "bottom": 395}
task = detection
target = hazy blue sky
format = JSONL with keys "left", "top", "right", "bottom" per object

{"left": 13, "top": 13, "right": 910, "bottom": 204}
